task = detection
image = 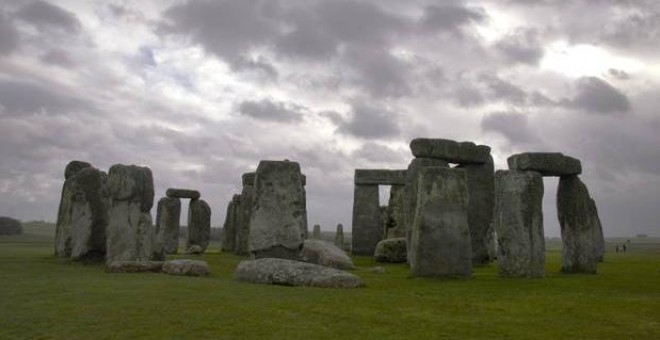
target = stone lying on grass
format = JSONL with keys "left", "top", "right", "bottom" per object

{"left": 162, "top": 259, "right": 210, "bottom": 276}
{"left": 234, "top": 258, "right": 363, "bottom": 288}
{"left": 185, "top": 245, "right": 203, "bottom": 255}
{"left": 105, "top": 261, "right": 164, "bottom": 273}
{"left": 299, "top": 239, "right": 355, "bottom": 270}
{"left": 374, "top": 238, "right": 407, "bottom": 263}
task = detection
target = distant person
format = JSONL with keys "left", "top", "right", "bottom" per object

{"left": 622, "top": 244, "right": 627, "bottom": 253}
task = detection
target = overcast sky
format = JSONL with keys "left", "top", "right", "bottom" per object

{"left": 1, "top": 0, "right": 658, "bottom": 237}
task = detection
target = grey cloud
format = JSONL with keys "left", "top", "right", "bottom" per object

{"left": 39, "top": 48, "right": 74, "bottom": 66}
{"left": 494, "top": 28, "right": 544, "bottom": 65}
{"left": 0, "top": 12, "right": 18, "bottom": 55}
{"left": 352, "top": 142, "right": 406, "bottom": 164}
{"left": 601, "top": 11, "right": 660, "bottom": 53}
{"left": 480, "top": 74, "right": 528, "bottom": 105}
{"left": 608, "top": 68, "right": 630, "bottom": 80}
{"left": 453, "top": 86, "right": 485, "bottom": 108}
{"left": 481, "top": 111, "right": 541, "bottom": 145}
{"left": 238, "top": 99, "right": 304, "bottom": 123}
{"left": 567, "top": 77, "right": 630, "bottom": 114}
{"left": 16, "top": 1, "right": 81, "bottom": 33}
{"left": 0, "top": 79, "right": 87, "bottom": 115}
{"left": 336, "top": 103, "right": 400, "bottom": 139}
{"left": 232, "top": 56, "right": 278, "bottom": 80}
{"left": 420, "top": 4, "right": 485, "bottom": 34}
{"left": 344, "top": 46, "right": 410, "bottom": 98}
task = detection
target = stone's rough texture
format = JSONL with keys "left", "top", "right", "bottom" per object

{"left": 105, "top": 261, "right": 163, "bottom": 273}
{"left": 185, "top": 245, "right": 203, "bottom": 255}
{"left": 55, "top": 166, "right": 109, "bottom": 261}
{"left": 589, "top": 198, "right": 605, "bottom": 262}
{"left": 0, "top": 216, "right": 22, "bottom": 235}
{"left": 162, "top": 259, "right": 210, "bottom": 276}
{"left": 354, "top": 169, "right": 407, "bottom": 185}
{"left": 386, "top": 185, "right": 406, "bottom": 238}
{"left": 507, "top": 152, "right": 582, "bottom": 177}
{"left": 221, "top": 196, "right": 238, "bottom": 252}
{"left": 457, "top": 155, "right": 495, "bottom": 266}
{"left": 234, "top": 258, "right": 363, "bottom": 288}
{"left": 300, "top": 174, "right": 307, "bottom": 186}
{"left": 404, "top": 158, "right": 449, "bottom": 262}
{"left": 300, "top": 239, "right": 355, "bottom": 270}
{"left": 312, "top": 224, "right": 321, "bottom": 239}
{"left": 300, "top": 173, "right": 309, "bottom": 240}
{"left": 379, "top": 206, "right": 389, "bottom": 238}
{"left": 106, "top": 164, "right": 155, "bottom": 263}
{"left": 410, "top": 167, "right": 472, "bottom": 278}
{"left": 156, "top": 197, "right": 180, "bottom": 256}
{"left": 410, "top": 138, "right": 491, "bottom": 164}
{"left": 165, "top": 188, "right": 201, "bottom": 200}
{"left": 494, "top": 170, "right": 545, "bottom": 277}
{"left": 374, "top": 238, "right": 407, "bottom": 263}
{"left": 236, "top": 173, "right": 256, "bottom": 256}
{"left": 242, "top": 172, "right": 256, "bottom": 186}
{"left": 351, "top": 184, "right": 381, "bottom": 256}
{"left": 249, "top": 160, "right": 305, "bottom": 259}
{"left": 187, "top": 199, "right": 211, "bottom": 253}
{"left": 64, "top": 160, "right": 92, "bottom": 179}
{"left": 334, "top": 224, "right": 344, "bottom": 249}
{"left": 557, "top": 176, "right": 598, "bottom": 274}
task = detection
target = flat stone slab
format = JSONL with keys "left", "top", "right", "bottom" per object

{"left": 105, "top": 261, "right": 164, "bottom": 273}
{"left": 374, "top": 238, "right": 407, "bottom": 263}
{"left": 410, "top": 138, "right": 491, "bottom": 164}
{"left": 162, "top": 259, "right": 210, "bottom": 276}
{"left": 234, "top": 258, "right": 363, "bottom": 288}
{"left": 354, "top": 169, "right": 407, "bottom": 185}
{"left": 507, "top": 153, "right": 582, "bottom": 176}
{"left": 300, "top": 239, "right": 355, "bottom": 270}
{"left": 166, "top": 188, "right": 201, "bottom": 199}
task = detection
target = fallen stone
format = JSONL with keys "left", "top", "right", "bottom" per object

{"left": 187, "top": 199, "right": 211, "bottom": 253}
{"left": 165, "top": 188, "right": 201, "bottom": 200}
{"left": 507, "top": 152, "right": 582, "bottom": 177}
{"left": 354, "top": 169, "right": 407, "bottom": 185}
{"left": 0, "top": 216, "right": 23, "bottom": 235}
{"left": 105, "top": 261, "right": 163, "bottom": 273}
{"left": 64, "top": 160, "right": 92, "bottom": 180}
{"left": 300, "top": 239, "right": 355, "bottom": 270}
{"left": 374, "top": 238, "right": 407, "bottom": 263}
{"left": 162, "top": 259, "right": 210, "bottom": 276}
{"left": 185, "top": 245, "right": 203, "bottom": 255}
{"left": 234, "top": 258, "right": 363, "bottom": 288}
{"left": 156, "top": 197, "right": 180, "bottom": 256}
{"left": 410, "top": 138, "right": 491, "bottom": 164}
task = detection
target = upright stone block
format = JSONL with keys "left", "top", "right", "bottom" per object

{"left": 410, "top": 138, "right": 491, "bottom": 164}
{"left": 508, "top": 152, "right": 582, "bottom": 177}
{"left": 301, "top": 174, "right": 309, "bottom": 239}
{"left": 494, "top": 170, "right": 545, "bottom": 277}
{"left": 351, "top": 184, "right": 381, "bottom": 256}
{"left": 64, "top": 160, "right": 92, "bottom": 180}
{"left": 386, "top": 185, "right": 406, "bottom": 238}
{"left": 589, "top": 198, "right": 605, "bottom": 262}
{"left": 410, "top": 167, "right": 472, "bottom": 278}
{"left": 235, "top": 172, "right": 255, "bottom": 256}
{"left": 187, "top": 199, "right": 211, "bottom": 253}
{"left": 156, "top": 197, "right": 180, "bottom": 255}
{"left": 312, "top": 224, "right": 321, "bottom": 239}
{"left": 249, "top": 160, "right": 305, "bottom": 259}
{"left": 334, "top": 223, "right": 344, "bottom": 249}
{"left": 557, "top": 176, "right": 598, "bottom": 273}
{"left": 221, "top": 198, "right": 236, "bottom": 252}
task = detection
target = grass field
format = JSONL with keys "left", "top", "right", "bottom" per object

{"left": 1, "top": 223, "right": 659, "bottom": 339}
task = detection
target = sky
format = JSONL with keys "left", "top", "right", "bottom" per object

{"left": 0, "top": 0, "right": 659, "bottom": 237}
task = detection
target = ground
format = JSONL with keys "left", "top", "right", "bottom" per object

{"left": 1, "top": 223, "right": 658, "bottom": 339}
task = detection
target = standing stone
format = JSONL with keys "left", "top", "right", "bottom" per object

{"left": 249, "top": 160, "right": 305, "bottom": 259}
{"left": 410, "top": 167, "right": 472, "bottom": 278}
{"left": 312, "top": 224, "right": 321, "bottom": 239}
{"left": 589, "top": 198, "right": 605, "bottom": 262}
{"left": 557, "top": 176, "right": 598, "bottom": 274}
{"left": 334, "top": 223, "right": 344, "bottom": 249}
{"left": 187, "top": 198, "right": 211, "bottom": 253}
{"left": 106, "top": 164, "right": 155, "bottom": 263}
{"left": 55, "top": 164, "right": 109, "bottom": 261}
{"left": 235, "top": 172, "right": 255, "bottom": 256}
{"left": 351, "top": 184, "right": 380, "bottom": 256}
{"left": 374, "top": 238, "right": 407, "bottom": 263}
{"left": 222, "top": 196, "right": 237, "bottom": 252}
{"left": 494, "top": 170, "right": 545, "bottom": 277}
{"left": 301, "top": 174, "right": 309, "bottom": 239}
{"left": 386, "top": 185, "right": 406, "bottom": 238}
{"left": 156, "top": 197, "right": 180, "bottom": 255}
{"left": 457, "top": 155, "right": 495, "bottom": 266}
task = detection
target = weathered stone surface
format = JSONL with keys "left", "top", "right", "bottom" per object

{"left": 234, "top": 258, "right": 363, "bottom": 288}
{"left": 156, "top": 197, "right": 180, "bottom": 256}
{"left": 508, "top": 152, "right": 582, "bottom": 177}
{"left": 221, "top": 196, "right": 238, "bottom": 252}
{"left": 242, "top": 172, "right": 256, "bottom": 186}
{"left": 187, "top": 199, "right": 211, "bottom": 253}
{"left": 354, "top": 169, "right": 407, "bottom": 185}
{"left": 558, "top": 176, "right": 598, "bottom": 274}
{"left": 64, "top": 160, "right": 91, "bottom": 179}
{"left": 249, "top": 160, "right": 305, "bottom": 259}
{"left": 165, "top": 188, "right": 201, "bottom": 200}
{"left": 334, "top": 223, "right": 344, "bottom": 249}
{"left": 106, "top": 164, "right": 155, "bottom": 263}
{"left": 235, "top": 174, "right": 255, "bottom": 256}
{"left": 312, "top": 224, "right": 321, "bottom": 239}
{"left": 351, "top": 184, "right": 381, "bottom": 256}
{"left": 105, "top": 261, "right": 163, "bottom": 273}
{"left": 55, "top": 166, "right": 109, "bottom": 261}
{"left": 300, "top": 173, "right": 309, "bottom": 240}
{"left": 0, "top": 216, "right": 22, "bottom": 235}
{"left": 494, "top": 170, "right": 545, "bottom": 277}
{"left": 410, "top": 138, "right": 491, "bottom": 164}
{"left": 590, "top": 198, "right": 605, "bottom": 262}
{"left": 379, "top": 206, "right": 389, "bottom": 238}
{"left": 162, "top": 259, "right": 210, "bottom": 276}
{"left": 300, "top": 239, "right": 355, "bottom": 270}
{"left": 185, "top": 245, "right": 203, "bottom": 255}
{"left": 457, "top": 155, "right": 495, "bottom": 266}
{"left": 410, "top": 167, "right": 472, "bottom": 278}
{"left": 374, "top": 238, "right": 407, "bottom": 263}
{"left": 386, "top": 185, "right": 406, "bottom": 238}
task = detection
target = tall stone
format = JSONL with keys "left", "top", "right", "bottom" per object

{"left": 106, "top": 164, "right": 155, "bottom": 263}
{"left": 410, "top": 167, "right": 472, "bottom": 278}
{"left": 351, "top": 184, "right": 380, "bottom": 256}
{"left": 235, "top": 172, "right": 255, "bottom": 256}
{"left": 156, "top": 197, "right": 180, "bottom": 255}
{"left": 64, "top": 160, "right": 92, "bottom": 180}
{"left": 222, "top": 197, "right": 237, "bottom": 252}
{"left": 334, "top": 223, "right": 344, "bottom": 249}
{"left": 301, "top": 174, "right": 309, "bottom": 239}
{"left": 249, "top": 160, "right": 305, "bottom": 259}
{"left": 187, "top": 198, "right": 211, "bottom": 253}
{"left": 589, "top": 198, "right": 605, "bottom": 262}
{"left": 312, "top": 224, "right": 321, "bottom": 239}
{"left": 557, "top": 176, "right": 598, "bottom": 274}
{"left": 494, "top": 170, "right": 545, "bottom": 278}
{"left": 386, "top": 185, "right": 406, "bottom": 238}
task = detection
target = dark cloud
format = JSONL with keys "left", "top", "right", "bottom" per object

{"left": 494, "top": 28, "right": 544, "bottom": 65}
{"left": 39, "top": 48, "right": 74, "bottom": 66}
{"left": 352, "top": 142, "right": 406, "bottom": 164}
{"left": 566, "top": 77, "right": 630, "bottom": 114}
{"left": 232, "top": 56, "right": 278, "bottom": 80}
{"left": 453, "top": 85, "right": 485, "bottom": 108}
{"left": 481, "top": 111, "right": 541, "bottom": 145}
{"left": 0, "top": 79, "right": 87, "bottom": 115}
{"left": 0, "top": 12, "right": 18, "bottom": 55}
{"left": 336, "top": 103, "right": 400, "bottom": 139}
{"left": 238, "top": 99, "right": 304, "bottom": 123}
{"left": 480, "top": 74, "right": 528, "bottom": 104}
{"left": 16, "top": 1, "right": 81, "bottom": 33}
{"left": 343, "top": 46, "right": 410, "bottom": 98}
{"left": 420, "top": 4, "right": 485, "bottom": 34}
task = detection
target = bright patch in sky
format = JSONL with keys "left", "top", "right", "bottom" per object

{"left": 541, "top": 41, "right": 644, "bottom": 78}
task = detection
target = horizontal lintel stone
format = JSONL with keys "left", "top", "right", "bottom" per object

{"left": 166, "top": 188, "right": 201, "bottom": 199}
{"left": 410, "top": 138, "right": 491, "bottom": 164}
{"left": 507, "top": 152, "right": 582, "bottom": 177}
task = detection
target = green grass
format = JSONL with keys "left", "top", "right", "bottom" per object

{"left": 1, "top": 227, "right": 659, "bottom": 339}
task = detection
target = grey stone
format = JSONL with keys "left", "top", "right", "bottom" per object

{"left": 380, "top": 206, "right": 389, "bottom": 238}
{"left": 508, "top": 152, "right": 582, "bottom": 177}
{"left": 410, "top": 167, "right": 472, "bottom": 278}
{"left": 242, "top": 172, "right": 256, "bottom": 186}
{"left": 312, "top": 224, "right": 321, "bottom": 239}
{"left": 221, "top": 196, "right": 238, "bottom": 252}
{"left": 351, "top": 184, "right": 381, "bottom": 256}
{"left": 162, "top": 259, "right": 210, "bottom": 276}
{"left": 334, "top": 223, "right": 344, "bottom": 249}
{"left": 386, "top": 185, "right": 406, "bottom": 238}
{"left": 249, "top": 160, "right": 305, "bottom": 259}
{"left": 369, "top": 266, "right": 386, "bottom": 274}
{"left": 300, "top": 174, "right": 306, "bottom": 186}
{"left": 64, "top": 160, "right": 91, "bottom": 180}
{"left": 354, "top": 169, "right": 407, "bottom": 185}
{"left": 185, "top": 245, "right": 203, "bottom": 255}
{"left": 374, "top": 237, "right": 407, "bottom": 263}
{"left": 557, "top": 175, "right": 599, "bottom": 274}
{"left": 156, "top": 197, "right": 180, "bottom": 256}
{"left": 235, "top": 174, "right": 255, "bottom": 256}
{"left": 165, "top": 188, "right": 201, "bottom": 200}
{"left": 300, "top": 239, "right": 355, "bottom": 270}
{"left": 105, "top": 261, "right": 163, "bottom": 273}
{"left": 187, "top": 199, "right": 211, "bottom": 253}
{"left": 234, "top": 258, "right": 363, "bottom": 288}
{"left": 0, "top": 216, "right": 22, "bottom": 235}
{"left": 589, "top": 198, "right": 605, "bottom": 262}
{"left": 494, "top": 170, "right": 545, "bottom": 277}
{"left": 300, "top": 173, "right": 309, "bottom": 240}
{"left": 410, "top": 138, "right": 491, "bottom": 164}
{"left": 457, "top": 155, "right": 495, "bottom": 266}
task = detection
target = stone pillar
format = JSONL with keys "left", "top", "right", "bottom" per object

{"left": 312, "top": 224, "right": 321, "bottom": 239}
{"left": 494, "top": 170, "right": 545, "bottom": 277}
{"left": 249, "top": 160, "right": 305, "bottom": 259}
{"left": 410, "top": 167, "right": 472, "bottom": 278}
{"left": 235, "top": 172, "right": 255, "bottom": 256}
{"left": 589, "top": 198, "right": 605, "bottom": 262}
{"left": 557, "top": 175, "right": 598, "bottom": 274}
{"left": 301, "top": 174, "right": 309, "bottom": 239}
{"left": 106, "top": 164, "right": 155, "bottom": 263}
{"left": 156, "top": 196, "right": 181, "bottom": 256}
{"left": 222, "top": 197, "right": 237, "bottom": 252}
{"left": 351, "top": 184, "right": 380, "bottom": 256}
{"left": 187, "top": 198, "right": 211, "bottom": 253}
{"left": 334, "top": 223, "right": 344, "bottom": 249}
{"left": 386, "top": 185, "right": 405, "bottom": 238}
